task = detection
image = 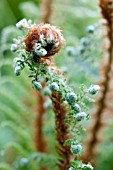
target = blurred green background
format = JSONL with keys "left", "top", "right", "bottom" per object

{"left": 1, "top": 1, "right": 113, "bottom": 170}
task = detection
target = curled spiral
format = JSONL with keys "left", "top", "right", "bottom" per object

{"left": 24, "top": 23, "right": 65, "bottom": 58}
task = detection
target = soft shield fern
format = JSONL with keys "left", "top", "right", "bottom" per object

{"left": 11, "top": 19, "right": 100, "bottom": 170}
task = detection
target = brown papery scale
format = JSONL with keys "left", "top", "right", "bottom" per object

{"left": 24, "top": 23, "right": 65, "bottom": 58}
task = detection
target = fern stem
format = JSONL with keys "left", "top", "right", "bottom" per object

{"left": 45, "top": 58, "right": 73, "bottom": 170}
{"left": 34, "top": 89, "right": 47, "bottom": 153}
{"left": 51, "top": 92, "right": 72, "bottom": 170}
{"left": 41, "top": 0, "right": 54, "bottom": 23}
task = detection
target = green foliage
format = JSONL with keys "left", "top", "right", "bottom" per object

{"left": 0, "top": 0, "right": 112, "bottom": 170}
{"left": 19, "top": 1, "right": 41, "bottom": 22}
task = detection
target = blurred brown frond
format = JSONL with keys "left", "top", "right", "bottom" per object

{"left": 41, "top": 0, "right": 54, "bottom": 23}
{"left": 81, "top": 0, "right": 113, "bottom": 165}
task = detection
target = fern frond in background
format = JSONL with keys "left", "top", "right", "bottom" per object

{"left": 1, "top": 0, "right": 113, "bottom": 170}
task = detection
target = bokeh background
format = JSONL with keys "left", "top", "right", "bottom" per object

{"left": 0, "top": 0, "right": 113, "bottom": 170}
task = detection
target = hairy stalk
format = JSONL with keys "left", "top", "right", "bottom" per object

{"left": 33, "top": 54, "right": 73, "bottom": 169}
{"left": 40, "top": 57, "right": 73, "bottom": 170}
{"left": 41, "top": 0, "right": 54, "bottom": 23}
{"left": 51, "top": 93, "right": 72, "bottom": 170}
{"left": 81, "top": 0, "right": 113, "bottom": 165}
